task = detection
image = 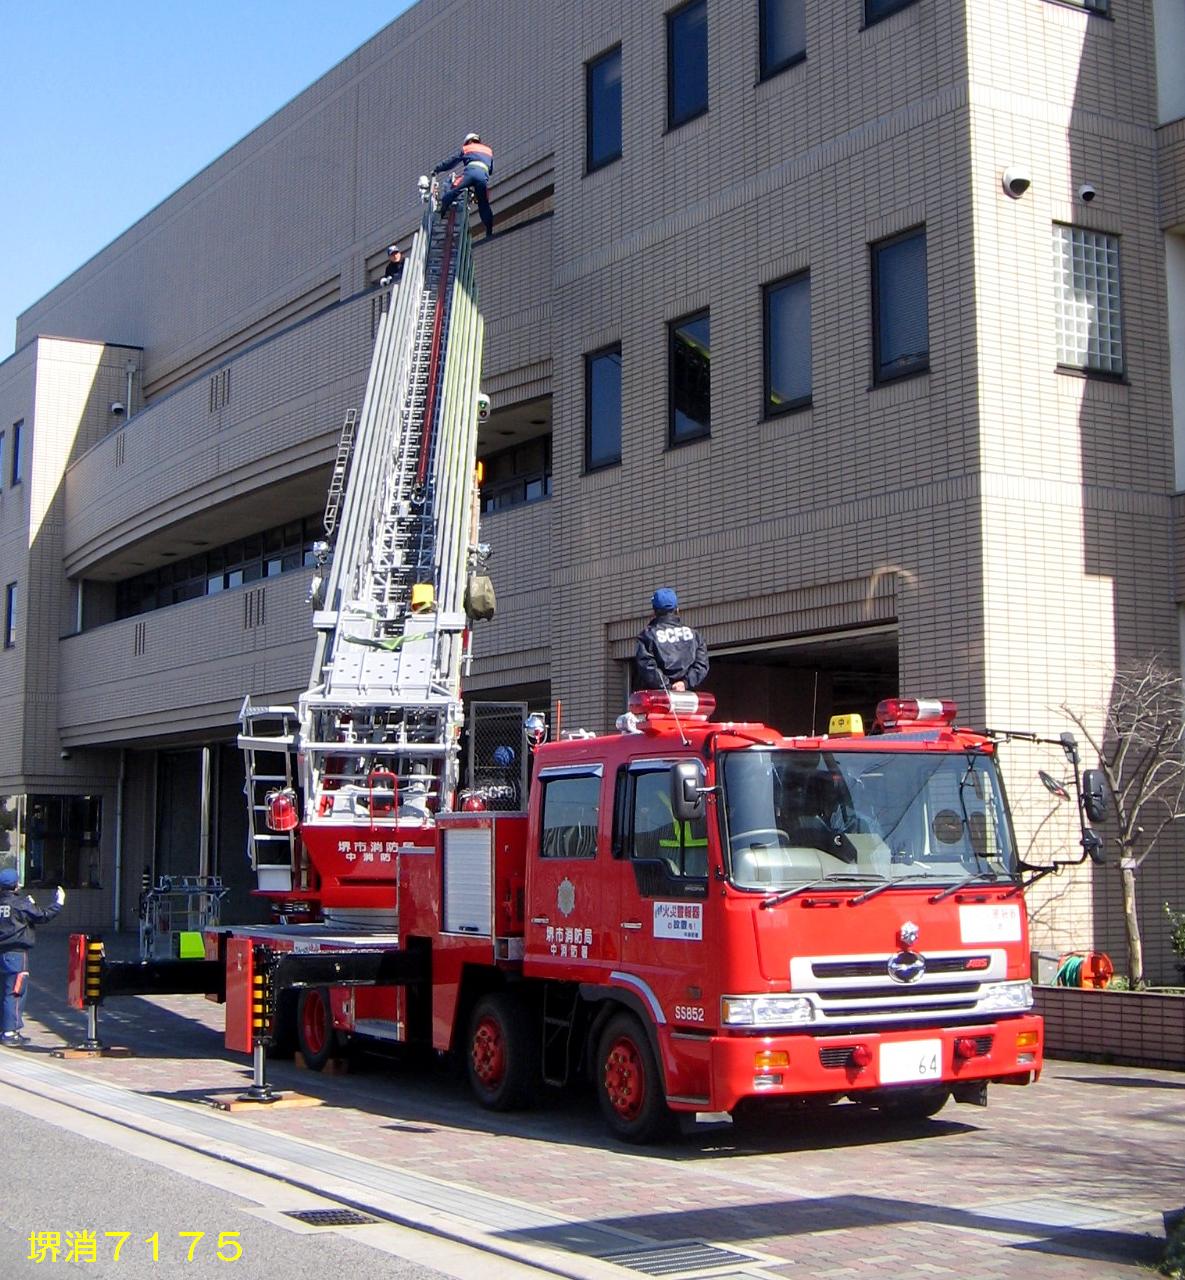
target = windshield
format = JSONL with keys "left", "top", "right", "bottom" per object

{"left": 720, "top": 747, "right": 1015, "bottom": 891}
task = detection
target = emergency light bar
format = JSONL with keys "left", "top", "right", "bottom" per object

{"left": 628, "top": 689, "right": 717, "bottom": 720}
{"left": 875, "top": 698, "right": 957, "bottom": 729}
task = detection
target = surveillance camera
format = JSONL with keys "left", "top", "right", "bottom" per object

{"left": 59, "top": 749, "right": 72, "bottom": 761}
{"left": 1002, "top": 167, "right": 1031, "bottom": 199}
{"left": 110, "top": 401, "right": 126, "bottom": 415}
{"left": 476, "top": 392, "right": 492, "bottom": 422}
{"left": 1078, "top": 183, "right": 1097, "bottom": 204}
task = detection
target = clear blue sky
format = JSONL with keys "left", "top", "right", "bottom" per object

{"left": 0, "top": 2, "right": 415, "bottom": 358}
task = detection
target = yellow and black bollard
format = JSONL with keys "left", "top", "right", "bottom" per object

{"left": 239, "top": 945, "right": 279, "bottom": 1103}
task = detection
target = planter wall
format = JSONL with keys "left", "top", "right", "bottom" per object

{"left": 1035, "top": 987, "right": 1185, "bottom": 1070}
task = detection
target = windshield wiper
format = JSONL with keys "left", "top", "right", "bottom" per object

{"left": 760, "top": 873, "right": 870, "bottom": 909}
{"left": 847, "top": 874, "right": 932, "bottom": 906}
{"left": 929, "top": 870, "right": 1005, "bottom": 903}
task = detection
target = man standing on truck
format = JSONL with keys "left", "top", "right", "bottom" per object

{"left": 635, "top": 587, "right": 709, "bottom": 692}
{"left": 433, "top": 132, "right": 495, "bottom": 237}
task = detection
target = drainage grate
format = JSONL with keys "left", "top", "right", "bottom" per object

{"left": 596, "top": 1241, "right": 757, "bottom": 1276}
{"left": 285, "top": 1209, "right": 380, "bottom": 1227}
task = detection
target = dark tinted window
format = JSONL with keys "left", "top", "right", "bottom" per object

{"left": 586, "top": 346, "right": 622, "bottom": 470}
{"left": 765, "top": 273, "right": 811, "bottom": 414}
{"left": 586, "top": 46, "right": 622, "bottom": 171}
{"left": 865, "top": 0, "right": 917, "bottom": 23}
{"left": 669, "top": 311, "right": 711, "bottom": 444}
{"left": 540, "top": 774, "right": 601, "bottom": 859}
{"left": 872, "top": 229, "right": 929, "bottom": 384}
{"left": 760, "top": 0, "right": 806, "bottom": 79}
{"left": 668, "top": 0, "right": 708, "bottom": 128}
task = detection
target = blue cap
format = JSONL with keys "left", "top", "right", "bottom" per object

{"left": 493, "top": 746, "right": 516, "bottom": 767}
{"left": 652, "top": 587, "right": 678, "bottom": 612}
{"left": 0, "top": 867, "right": 18, "bottom": 889}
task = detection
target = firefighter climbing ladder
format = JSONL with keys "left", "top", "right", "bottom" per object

{"left": 240, "top": 186, "right": 486, "bottom": 866}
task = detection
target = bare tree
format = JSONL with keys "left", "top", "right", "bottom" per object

{"left": 1061, "top": 658, "right": 1185, "bottom": 987}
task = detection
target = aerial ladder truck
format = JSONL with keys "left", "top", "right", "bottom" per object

{"left": 68, "top": 181, "right": 1111, "bottom": 1144}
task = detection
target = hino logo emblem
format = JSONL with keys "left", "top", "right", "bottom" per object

{"left": 888, "top": 950, "right": 926, "bottom": 983}
{"left": 897, "top": 921, "right": 920, "bottom": 947}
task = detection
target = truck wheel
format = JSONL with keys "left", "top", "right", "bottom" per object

{"left": 296, "top": 987, "right": 337, "bottom": 1071}
{"left": 596, "top": 1012, "right": 674, "bottom": 1144}
{"left": 876, "top": 1086, "right": 950, "bottom": 1120}
{"left": 467, "top": 992, "right": 537, "bottom": 1111}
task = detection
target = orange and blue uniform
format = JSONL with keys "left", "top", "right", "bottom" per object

{"left": 434, "top": 138, "right": 495, "bottom": 236}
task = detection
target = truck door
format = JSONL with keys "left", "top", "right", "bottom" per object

{"left": 612, "top": 762, "right": 711, "bottom": 1029}
{"left": 522, "top": 764, "right": 616, "bottom": 979}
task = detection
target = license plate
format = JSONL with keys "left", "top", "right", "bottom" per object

{"left": 879, "top": 1039, "right": 942, "bottom": 1084}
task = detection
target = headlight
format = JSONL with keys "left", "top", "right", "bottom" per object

{"left": 979, "top": 980, "right": 1033, "bottom": 1012}
{"left": 721, "top": 994, "right": 815, "bottom": 1027}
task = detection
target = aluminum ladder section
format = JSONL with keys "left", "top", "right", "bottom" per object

{"left": 237, "top": 696, "right": 299, "bottom": 872}
{"left": 299, "top": 199, "right": 485, "bottom": 812}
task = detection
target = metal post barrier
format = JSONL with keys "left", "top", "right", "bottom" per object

{"left": 238, "top": 947, "right": 279, "bottom": 1103}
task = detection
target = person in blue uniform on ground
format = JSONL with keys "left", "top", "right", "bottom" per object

{"left": 433, "top": 133, "right": 495, "bottom": 237}
{"left": 634, "top": 587, "right": 709, "bottom": 692}
{"left": 0, "top": 865, "right": 64, "bottom": 1047}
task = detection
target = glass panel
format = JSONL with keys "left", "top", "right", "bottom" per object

{"left": 540, "top": 775, "right": 601, "bottom": 859}
{"left": 587, "top": 45, "right": 622, "bottom": 171}
{"left": 721, "top": 750, "right": 1014, "bottom": 891}
{"left": 874, "top": 230, "right": 929, "bottom": 382}
{"left": 760, "top": 0, "right": 806, "bottom": 78}
{"left": 1052, "top": 225, "right": 1123, "bottom": 375}
{"left": 670, "top": 312, "right": 711, "bottom": 442}
{"left": 24, "top": 795, "right": 103, "bottom": 889}
{"left": 668, "top": 0, "right": 708, "bottom": 128}
{"left": 766, "top": 274, "right": 811, "bottom": 412}
{"left": 586, "top": 347, "right": 622, "bottom": 469}
{"left": 865, "top": 0, "right": 915, "bottom": 23}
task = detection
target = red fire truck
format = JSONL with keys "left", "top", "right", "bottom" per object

{"left": 67, "top": 181, "right": 1105, "bottom": 1143}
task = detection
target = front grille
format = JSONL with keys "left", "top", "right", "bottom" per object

{"left": 811, "top": 955, "right": 989, "bottom": 979}
{"left": 819, "top": 981, "right": 982, "bottom": 1002}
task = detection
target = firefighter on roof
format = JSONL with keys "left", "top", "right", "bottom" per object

{"left": 634, "top": 587, "right": 709, "bottom": 693}
{"left": 433, "top": 132, "right": 495, "bottom": 237}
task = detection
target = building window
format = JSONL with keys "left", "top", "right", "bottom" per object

{"left": 0, "top": 433, "right": 5, "bottom": 492}
{"left": 23, "top": 795, "right": 103, "bottom": 889}
{"left": 1052, "top": 225, "right": 1124, "bottom": 377}
{"left": 10, "top": 420, "right": 22, "bottom": 487}
{"left": 586, "top": 45, "right": 622, "bottom": 172}
{"left": 669, "top": 310, "right": 711, "bottom": 444}
{"left": 4, "top": 583, "right": 15, "bottom": 648}
{"left": 760, "top": 0, "right": 806, "bottom": 79}
{"left": 764, "top": 273, "right": 812, "bottom": 415}
{"left": 1053, "top": 0, "right": 1109, "bottom": 13}
{"left": 479, "top": 437, "right": 552, "bottom": 513}
{"left": 585, "top": 346, "right": 623, "bottom": 470}
{"left": 872, "top": 228, "right": 929, "bottom": 384}
{"left": 667, "top": 0, "right": 708, "bottom": 129}
{"left": 865, "top": 0, "right": 917, "bottom": 23}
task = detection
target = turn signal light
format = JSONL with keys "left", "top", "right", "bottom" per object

{"left": 1016, "top": 1030, "right": 1039, "bottom": 1049}
{"left": 754, "top": 1050, "right": 790, "bottom": 1070}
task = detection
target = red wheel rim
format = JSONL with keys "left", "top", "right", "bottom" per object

{"left": 471, "top": 1014, "right": 505, "bottom": 1089}
{"left": 301, "top": 993, "right": 328, "bottom": 1055}
{"left": 603, "top": 1035, "right": 645, "bottom": 1121}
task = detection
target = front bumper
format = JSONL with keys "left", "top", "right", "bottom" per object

{"left": 703, "top": 1014, "right": 1043, "bottom": 1114}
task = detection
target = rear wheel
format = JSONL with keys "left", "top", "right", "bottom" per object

{"left": 296, "top": 987, "right": 338, "bottom": 1071}
{"left": 467, "top": 992, "right": 538, "bottom": 1111}
{"left": 595, "top": 1012, "right": 674, "bottom": 1144}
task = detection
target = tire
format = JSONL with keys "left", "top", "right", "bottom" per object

{"left": 466, "top": 992, "right": 538, "bottom": 1111}
{"left": 595, "top": 1012, "right": 675, "bottom": 1144}
{"left": 875, "top": 1085, "right": 950, "bottom": 1121}
{"left": 296, "top": 987, "right": 338, "bottom": 1071}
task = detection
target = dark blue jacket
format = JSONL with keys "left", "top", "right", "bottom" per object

{"left": 635, "top": 610, "right": 709, "bottom": 690}
{"left": 0, "top": 889, "right": 62, "bottom": 950}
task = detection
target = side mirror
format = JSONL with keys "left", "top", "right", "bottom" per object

{"left": 1082, "top": 768, "right": 1108, "bottom": 824}
{"left": 671, "top": 760, "right": 706, "bottom": 822}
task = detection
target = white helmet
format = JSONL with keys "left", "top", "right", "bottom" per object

{"left": 464, "top": 132, "right": 481, "bottom": 144}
